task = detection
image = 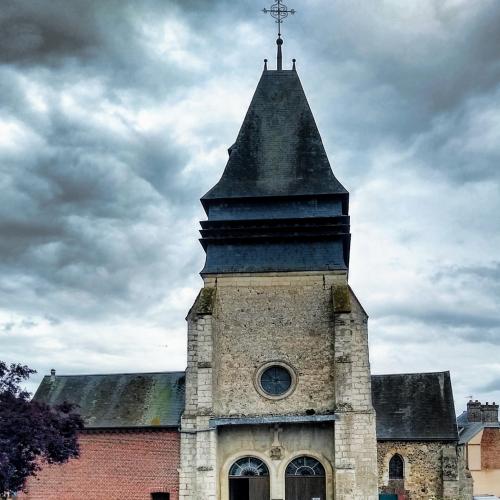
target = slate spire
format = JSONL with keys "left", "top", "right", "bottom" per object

{"left": 199, "top": 64, "right": 350, "bottom": 275}
{"left": 203, "top": 69, "right": 347, "bottom": 202}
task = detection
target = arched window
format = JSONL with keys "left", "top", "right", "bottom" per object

{"left": 389, "top": 454, "right": 404, "bottom": 480}
{"left": 229, "top": 457, "right": 269, "bottom": 477}
{"left": 285, "top": 456, "right": 325, "bottom": 476}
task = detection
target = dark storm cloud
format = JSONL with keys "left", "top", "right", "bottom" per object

{"left": 0, "top": 0, "right": 229, "bottom": 101}
{"left": 0, "top": 0, "right": 208, "bottom": 322}
{"left": 375, "top": 262, "right": 500, "bottom": 330}
{"left": 317, "top": 0, "right": 500, "bottom": 129}
{"left": 0, "top": 0, "right": 135, "bottom": 70}
{"left": 368, "top": 257, "right": 500, "bottom": 350}
{"left": 378, "top": 308, "right": 500, "bottom": 332}
{"left": 296, "top": 0, "right": 500, "bottom": 188}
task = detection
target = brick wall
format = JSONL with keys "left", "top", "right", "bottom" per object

{"left": 481, "top": 427, "right": 500, "bottom": 469}
{"left": 20, "top": 429, "right": 180, "bottom": 500}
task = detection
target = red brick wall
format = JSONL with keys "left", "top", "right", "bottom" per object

{"left": 20, "top": 429, "right": 180, "bottom": 500}
{"left": 481, "top": 427, "right": 500, "bottom": 469}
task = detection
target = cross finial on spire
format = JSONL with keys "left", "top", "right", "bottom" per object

{"left": 262, "top": 0, "right": 295, "bottom": 70}
{"left": 262, "top": 0, "right": 296, "bottom": 38}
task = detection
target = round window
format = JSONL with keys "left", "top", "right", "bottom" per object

{"left": 260, "top": 365, "right": 292, "bottom": 396}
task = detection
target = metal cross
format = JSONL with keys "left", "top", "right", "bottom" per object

{"left": 262, "top": 0, "right": 296, "bottom": 37}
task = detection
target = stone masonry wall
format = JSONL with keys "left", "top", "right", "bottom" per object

{"left": 179, "top": 289, "right": 217, "bottom": 500}
{"left": 333, "top": 290, "right": 378, "bottom": 500}
{"left": 180, "top": 272, "right": 379, "bottom": 500}
{"left": 377, "top": 441, "right": 464, "bottom": 499}
{"left": 208, "top": 273, "right": 344, "bottom": 417}
{"left": 217, "top": 423, "right": 335, "bottom": 500}
{"left": 20, "top": 430, "right": 180, "bottom": 500}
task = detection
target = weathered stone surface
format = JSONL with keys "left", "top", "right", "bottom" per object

{"left": 217, "top": 423, "right": 335, "bottom": 500}
{"left": 332, "top": 284, "right": 351, "bottom": 313}
{"left": 212, "top": 274, "right": 341, "bottom": 417}
{"left": 188, "top": 287, "right": 216, "bottom": 317}
{"left": 377, "top": 441, "right": 469, "bottom": 499}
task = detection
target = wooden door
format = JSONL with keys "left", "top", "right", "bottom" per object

{"left": 229, "top": 477, "right": 270, "bottom": 500}
{"left": 285, "top": 476, "right": 326, "bottom": 500}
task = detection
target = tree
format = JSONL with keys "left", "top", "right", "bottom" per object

{"left": 0, "top": 362, "right": 84, "bottom": 498}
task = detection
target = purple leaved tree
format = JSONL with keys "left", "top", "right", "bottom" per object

{"left": 0, "top": 362, "right": 84, "bottom": 499}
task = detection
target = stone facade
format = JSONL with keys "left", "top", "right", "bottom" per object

{"left": 179, "top": 272, "right": 379, "bottom": 500}
{"left": 211, "top": 273, "right": 339, "bottom": 416}
{"left": 217, "top": 424, "right": 335, "bottom": 500}
{"left": 377, "top": 441, "right": 470, "bottom": 499}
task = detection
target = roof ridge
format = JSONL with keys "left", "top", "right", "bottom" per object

{"left": 43, "top": 370, "right": 185, "bottom": 378}
{"left": 372, "top": 370, "right": 449, "bottom": 377}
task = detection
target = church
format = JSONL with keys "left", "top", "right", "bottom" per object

{"left": 21, "top": 30, "right": 471, "bottom": 500}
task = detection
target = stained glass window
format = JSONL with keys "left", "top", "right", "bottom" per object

{"left": 285, "top": 456, "right": 325, "bottom": 476}
{"left": 260, "top": 365, "right": 292, "bottom": 395}
{"left": 229, "top": 457, "right": 269, "bottom": 477}
{"left": 389, "top": 454, "right": 404, "bottom": 479}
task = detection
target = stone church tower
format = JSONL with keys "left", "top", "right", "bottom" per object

{"left": 179, "top": 42, "right": 379, "bottom": 500}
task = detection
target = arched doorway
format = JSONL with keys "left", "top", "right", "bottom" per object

{"left": 285, "top": 456, "right": 326, "bottom": 500}
{"left": 229, "top": 457, "right": 270, "bottom": 500}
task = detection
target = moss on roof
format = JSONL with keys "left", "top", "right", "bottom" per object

{"left": 34, "top": 371, "right": 185, "bottom": 429}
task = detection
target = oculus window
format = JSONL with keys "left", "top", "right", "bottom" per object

{"left": 255, "top": 361, "right": 297, "bottom": 400}
{"left": 260, "top": 365, "right": 292, "bottom": 396}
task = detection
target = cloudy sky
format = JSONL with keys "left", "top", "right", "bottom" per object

{"left": 1, "top": 0, "right": 499, "bottom": 410}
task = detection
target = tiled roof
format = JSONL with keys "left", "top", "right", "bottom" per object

{"left": 34, "top": 369, "right": 459, "bottom": 441}
{"left": 371, "top": 371, "right": 458, "bottom": 441}
{"left": 34, "top": 371, "right": 185, "bottom": 429}
{"left": 456, "top": 410, "right": 500, "bottom": 444}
